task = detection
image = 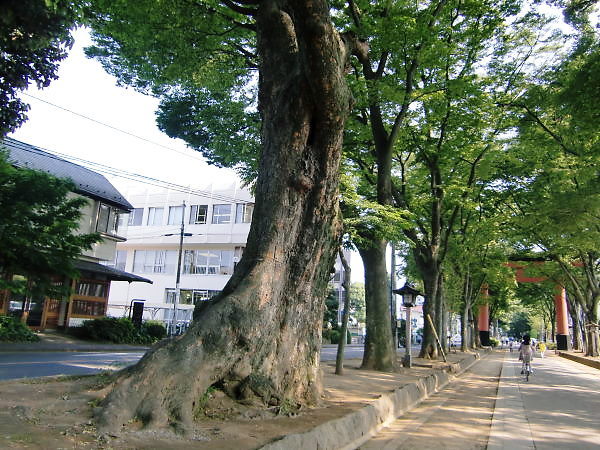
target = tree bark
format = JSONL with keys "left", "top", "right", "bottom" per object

{"left": 460, "top": 271, "right": 473, "bottom": 352}
{"left": 461, "top": 306, "right": 469, "bottom": 352}
{"left": 96, "top": 0, "right": 351, "bottom": 433}
{"left": 335, "top": 248, "right": 352, "bottom": 375}
{"left": 569, "top": 301, "right": 583, "bottom": 351}
{"left": 415, "top": 251, "right": 440, "bottom": 359}
{"left": 358, "top": 240, "right": 396, "bottom": 371}
{"left": 584, "top": 308, "right": 599, "bottom": 357}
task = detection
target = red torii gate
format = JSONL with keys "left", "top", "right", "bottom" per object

{"left": 478, "top": 262, "right": 570, "bottom": 350}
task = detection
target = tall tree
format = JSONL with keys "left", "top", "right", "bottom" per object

{"left": 341, "top": 0, "right": 546, "bottom": 358}
{"left": 0, "top": 0, "right": 83, "bottom": 135}
{"left": 502, "top": 25, "right": 600, "bottom": 355}
{"left": 87, "top": 0, "right": 360, "bottom": 433}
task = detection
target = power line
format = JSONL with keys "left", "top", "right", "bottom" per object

{"left": 13, "top": 140, "right": 252, "bottom": 204}
{"left": 23, "top": 92, "right": 207, "bottom": 164}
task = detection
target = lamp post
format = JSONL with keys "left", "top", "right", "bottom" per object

{"left": 393, "top": 283, "right": 421, "bottom": 368}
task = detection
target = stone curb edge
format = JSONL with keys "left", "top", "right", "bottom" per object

{"left": 558, "top": 351, "right": 600, "bottom": 370}
{"left": 260, "top": 351, "right": 484, "bottom": 450}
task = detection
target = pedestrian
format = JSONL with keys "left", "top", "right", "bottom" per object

{"left": 519, "top": 335, "right": 534, "bottom": 374}
{"left": 538, "top": 341, "right": 546, "bottom": 358}
{"left": 509, "top": 340, "right": 513, "bottom": 352}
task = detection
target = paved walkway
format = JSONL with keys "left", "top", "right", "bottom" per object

{"left": 488, "top": 350, "right": 600, "bottom": 450}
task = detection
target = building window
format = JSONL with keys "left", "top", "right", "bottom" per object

{"left": 168, "top": 205, "right": 184, "bottom": 225}
{"left": 97, "top": 203, "right": 110, "bottom": 233}
{"left": 212, "top": 204, "right": 232, "bottom": 224}
{"left": 147, "top": 207, "right": 164, "bottom": 226}
{"left": 128, "top": 208, "right": 143, "bottom": 226}
{"left": 236, "top": 203, "right": 254, "bottom": 223}
{"left": 189, "top": 205, "right": 208, "bottom": 224}
{"left": 182, "top": 250, "right": 234, "bottom": 275}
{"left": 96, "top": 203, "right": 120, "bottom": 235}
{"left": 107, "top": 250, "right": 127, "bottom": 271}
{"left": 165, "top": 289, "right": 220, "bottom": 305}
{"left": 71, "top": 300, "right": 105, "bottom": 316}
{"left": 75, "top": 281, "right": 108, "bottom": 298}
{"left": 133, "top": 250, "right": 178, "bottom": 274}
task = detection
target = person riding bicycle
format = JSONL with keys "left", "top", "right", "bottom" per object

{"left": 519, "top": 335, "right": 534, "bottom": 374}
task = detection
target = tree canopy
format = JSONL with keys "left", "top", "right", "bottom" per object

{"left": 0, "top": 0, "right": 83, "bottom": 136}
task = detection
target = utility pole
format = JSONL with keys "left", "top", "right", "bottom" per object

{"left": 390, "top": 243, "right": 398, "bottom": 349}
{"left": 172, "top": 201, "right": 185, "bottom": 337}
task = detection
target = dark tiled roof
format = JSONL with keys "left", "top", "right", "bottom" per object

{"left": 75, "top": 260, "right": 153, "bottom": 283}
{"left": 1, "top": 137, "right": 133, "bottom": 210}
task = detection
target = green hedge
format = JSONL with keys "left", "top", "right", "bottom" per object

{"left": 0, "top": 315, "right": 40, "bottom": 342}
{"left": 69, "top": 317, "right": 166, "bottom": 344}
{"left": 143, "top": 321, "right": 167, "bottom": 340}
{"left": 323, "top": 328, "right": 352, "bottom": 345}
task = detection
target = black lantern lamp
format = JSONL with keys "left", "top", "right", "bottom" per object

{"left": 393, "top": 283, "right": 422, "bottom": 368}
{"left": 394, "top": 283, "right": 421, "bottom": 308}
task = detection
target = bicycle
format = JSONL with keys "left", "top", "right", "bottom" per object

{"left": 521, "top": 360, "right": 533, "bottom": 381}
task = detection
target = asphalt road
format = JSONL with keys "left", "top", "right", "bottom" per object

{"left": 0, "top": 351, "right": 145, "bottom": 380}
{"left": 0, "top": 345, "right": 367, "bottom": 381}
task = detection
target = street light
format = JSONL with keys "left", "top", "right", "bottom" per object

{"left": 393, "top": 283, "right": 422, "bottom": 368}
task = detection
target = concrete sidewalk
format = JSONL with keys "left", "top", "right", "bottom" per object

{"left": 261, "top": 350, "right": 484, "bottom": 450}
{"left": 487, "top": 351, "right": 535, "bottom": 450}
{"left": 488, "top": 349, "right": 600, "bottom": 450}
{"left": 557, "top": 350, "right": 600, "bottom": 370}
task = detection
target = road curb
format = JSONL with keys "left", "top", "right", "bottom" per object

{"left": 260, "top": 351, "right": 483, "bottom": 450}
{"left": 558, "top": 351, "right": 600, "bottom": 370}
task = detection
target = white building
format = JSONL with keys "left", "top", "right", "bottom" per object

{"left": 106, "top": 182, "right": 253, "bottom": 332}
{"left": 107, "top": 182, "right": 350, "bottom": 334}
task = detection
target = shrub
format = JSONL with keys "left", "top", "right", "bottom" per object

{"left": 489, "top": 337, "right": 500, "bottom": 348}
{"left": 329, "top": 329, "right": 341, "bottom": 344}
{"left": 546, "top": 341, "right": 557, "bottom": 350}
{"left": 327, "top": 329, "right": 352, "bottom": 345}
{"left": 70, "top": 317, "right": 155, "bottom": 344}
{"left": 0, "top": 315, "right": 40, "bottom": 342}
{"left": 142, "top": 321, "right": 167, "bottom": 340}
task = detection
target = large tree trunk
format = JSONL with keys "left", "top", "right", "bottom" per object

{"left": 569, "top": 301, "right": 583, "bottom": 351}
{"left": 418, "top": 269, "right": 440, "bottom": 359}
{"left": 436, "top": 275, "right": 447, "bottom": 352}
{"left": 358, "top": 240, "right": 396, "bottom": 371}
{"left": 461, "top": 306, "right": 470, "bottom": 352}
{"left": 335, "top": 248, "right": 352, "bottom": 375}
{"left": 584, "top": 306, "right": 599, "bottom": 357}
{"left": 96, "top": 1, "right": 351, "bottom": 433}
{"left": 460, "top": 272, "right": 472, "bottom": 352}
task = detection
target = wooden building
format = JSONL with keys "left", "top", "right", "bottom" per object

{"left": 0, "top": 138, "right": 151, "bottom": 330}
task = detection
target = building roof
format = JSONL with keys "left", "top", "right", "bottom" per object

{"left": 74, "top": 260, "right": 153, "bottom": 284}
{"left": 1, "top": 137, "right": 133, "bottom": 211}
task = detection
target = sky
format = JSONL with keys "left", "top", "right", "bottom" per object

{"left": 10, "top": 28, "right": 240, "bottom": 191}
{"left": 9, "top": 27, "right": 367, "bottom": 282}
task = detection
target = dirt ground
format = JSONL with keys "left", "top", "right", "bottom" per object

{"left": 0, "top": 356, "right": 469, "bottom": 449}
